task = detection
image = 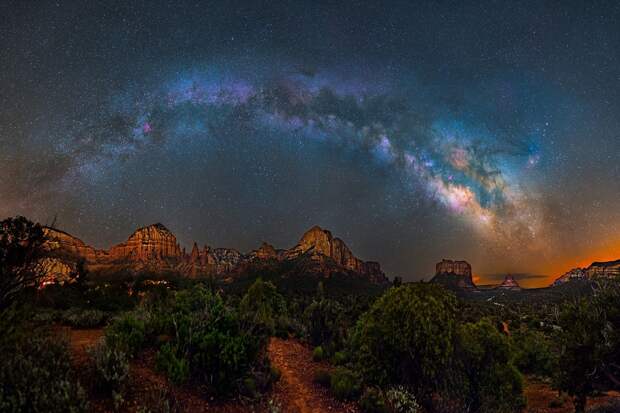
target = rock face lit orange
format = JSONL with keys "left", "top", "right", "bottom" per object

{"left": 108, "top": 223, "right": 182, "bottom": 261}
{"left": 42, "top": 223, "right": 387, "bottom": 284}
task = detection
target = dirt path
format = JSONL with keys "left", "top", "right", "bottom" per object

{"left": 268, "top": 337, "right": 359, "bottom": 413}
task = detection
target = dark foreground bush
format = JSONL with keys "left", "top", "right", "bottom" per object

{"left": 351, "top": 284, "right": 457, "bottom": 405}
{"left": 330, "top": 367, "right": 361, "bottom": 400}
{"left": 155, "top": 343, "right": 190, "bottom": 385}
{"left": 105, "top": 312, "right": 146, "bottom": 357}
{"left": 456, "top": 319, "right": 525, "bottom": 413}
{"left": 359, "top": 387, "right": 389, "bottom": 413}
{"left": 61, "top": 307, "right": 109, "bottom": 328}
{"left": 350, "top": 284, "right": 526, "bottom": 412}
{"left": 88, "top": 339, "right": 130, "bottom": 409}
{"left": 313, "top": 369, "right": 331, "bottom": 387}
{"left": 0, "top": 309, "right": 88, "bottom": 412}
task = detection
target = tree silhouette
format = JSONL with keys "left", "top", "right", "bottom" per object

{"left": 0, "top": 216, "right": 47, "bottom": 309}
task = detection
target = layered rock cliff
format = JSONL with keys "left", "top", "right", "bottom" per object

{"left": 431, "top": 259, "right": 476, "bottom": 290}
{"left": 41, "top": 223, "right": 387, "bottom": 284}
{"left": 284, "top": 226, "right": 386, "bottom": 282}
{"left": 108, "top": 223, "right": 182, "bottom": 261}
{"left": 553, "top": 259, "right": 620, "bottom": 286}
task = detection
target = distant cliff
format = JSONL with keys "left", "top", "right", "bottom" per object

{"left": 553, "top": 259, "right": 620, "bottom": 286}
{"left": 431, "top": 259, "right": 476, "bottom": 290}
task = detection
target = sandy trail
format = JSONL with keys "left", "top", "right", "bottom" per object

{"left": 268, "top": 337, "right": 359, "bottom": 413}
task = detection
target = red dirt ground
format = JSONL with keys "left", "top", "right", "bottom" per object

{"left": 268, "top": 337, "right": 360, "bottom": 413}
{"left": 524, "top": 379, "right": 620, "bottom": 413}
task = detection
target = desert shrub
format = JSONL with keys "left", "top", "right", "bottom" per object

{"left": 88, "top": 339, "right": 130, "bottom": 408}
{"left": 512, "top": 329, "right": 556, "bottom": 378}
{"left": 0, "top": 314, "right": 88, "bottom": 412}
{"left": 330, "top": 367, "right": 361, "bottom": 400}
{"left": 303, "top": 297, "right": 347, "bottom": 351}
{"left": 332, "top": 350, "right": 348, "bottom": 365}
{"left": 455, "top": 319, "right": 525, "bottom": 413}
{"left": 384, "top": 385, "right": 421, "bottom": 413}
{"left": 313, "top": 369, "right": 332, "bottom": 387}
{"left": 274, "top": 314, "right": 304, "bottom": 338}
{"left": 312, "top": 345, "right": 325, "bottom": 361}
{"left": 351, "top": 284, "right": 457, "bottom": 405}
{"left": 359, "top": 387, "right": 389, "bottom": 413}
{"left": 155, "top": 343, "right": 189, "bottom": 385}
{"left": 105, "top": 312, "right": 146, "bottom": 356}
{"left": 238, "top": 278, "right": 285, "bottom": 338}
{"left": 31, "top": 308, "right": 59, "bottom": 323}
{"left": 61, "top": 307, "right": 108, "bottom": 328}
{"left": 135, "top": 387, "right": 178, "bottom": 413}
{"left": 163, "top": 285, "right": 271, "bottom": 395}
{"left": 555, "top": 282, "right": 620, "bottom": 413}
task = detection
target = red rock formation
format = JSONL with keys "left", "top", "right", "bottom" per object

{"left": 108, "top": 223, "right": 182, "bottom": 261}
{"left": 43, "top": 228, "right": 108, "bottom": 262}
{"left": 41, "top": 223, "right": 387, "bottom": 284}
{"left": 586, "top": 259, "right": 620, "bottom": 278}
{"left": 286, "top": 226, "right": 387, "bottom": 282}
{"left": 497, "top": 274, "right": 521, "bottom": 290}
{"left": 435, "top": 259, "right": 472, "bottom": 278}
{"left": 553, "top": 259, "right": 620, "bottom": 286}
{"left": 250, "top": 242, "right": 279, "bottom": 260}
{"left": 431, "top": 259, "right": 476, "bottom": 289}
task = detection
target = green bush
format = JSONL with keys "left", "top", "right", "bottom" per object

{"left": 312, "top": 345, "right": 325, "bottom": 361}
{"left": 155, "top": 343, "right": 189, "bottom": 385}
{"left": 359, "top": 387, "right": 389, "bottom": 413}
{"left": 238, "top": 278, "right": 285, "bottom": 338}
{"left": 0, "top": 320, "right": 88, "bottom": 413}
{"left": 332, "top": 350, "right": 348, "bottom": 365}
{"left": 330, "top": 367, "right": 361, "bottom": 400}
{"left": 105, "top": 312, "right": 146, "bottom": 356}
{"left": 303, "top": 298, "right": 347, "bottom": 349}
{"left": 456, "top": 319, "right": 525, "bottom": 413}
{"left": 351, "top": 284, "right": 457, "bottom": 404}
{"left": 167, "top": 285, "right": 270, "bottom": 395}
{"left": 555, "top": 283, "right": 620, "bottom": 413}
{"left": 512, "top": 329, "right": 556, "bottom": 378}
{"left": 88, "top": 340, "right": 130, "bottom": 408}
{"left": 313, "top": 369, "right": 331, "bottom": 387}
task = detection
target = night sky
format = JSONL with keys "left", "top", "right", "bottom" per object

{"left": 2, "top": 1, "right": 620, "bottom": 286}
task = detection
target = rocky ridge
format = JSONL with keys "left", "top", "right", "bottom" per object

{"left": 553, "top": 259, "right": 620, "bottom": 286}
{"left": 42, "top": 223, "right": 388, "bottom": 284}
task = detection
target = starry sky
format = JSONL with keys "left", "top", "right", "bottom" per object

{"left": 2, "top": 1, "right": 620, "bottom": 286}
